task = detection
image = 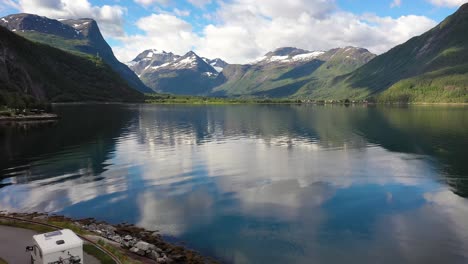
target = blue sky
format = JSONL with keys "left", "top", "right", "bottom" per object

{"left": 0, "top": 0, "right": 465, "bottom": 63}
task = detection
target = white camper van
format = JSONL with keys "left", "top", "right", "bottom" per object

{"left": 28, "top": 229, "right": 83, "bottom": 264}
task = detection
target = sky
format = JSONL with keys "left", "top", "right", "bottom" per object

{"left": 0, "top": 0, "right": 467, "bottom": 63}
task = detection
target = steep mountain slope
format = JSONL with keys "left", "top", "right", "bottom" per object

{"left": 0, "top": 25, "right": 143, "bottom": 106}
{"left": 202, "top": 58, "right": 228, "bottom": 72}
{"left": 0, "top": 13, "right": 153, "bottom": 93}
{"left": 213, "top": 47, "right": 375, "bottom": 98}
{"left": 129, "top": 51, "right": 220, "bottom": 95}
{"left": 325, "top": 3, "right": 468, "bottom": 102}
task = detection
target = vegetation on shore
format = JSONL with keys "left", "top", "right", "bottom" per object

{"left": 145, "top": 93, "right": 381, "bottom": 105}
{"left": 145, "top": 93, "right": 305, "bottom": 104}
{"left": 0, "top": 213, "right": 217, "bottom": 264}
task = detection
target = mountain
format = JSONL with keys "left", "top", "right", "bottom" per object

{"left": 126, "top": 49, "right": 181, "bottom": 77}
{"left": 202, "top": 58, "right": 228, "bottom": 72}
{"left": 322, "top": 3, "right": 468, "bottom": 102}
{"left": 212, "top": 47, "right": 375, "bottom": 98}
{"left": 0, "top": 13, "right": 153, "bottom": 94}
{"left": 128, "top": 50, "right": 221, "bottom": 95}
{"left": 0, "top": 25, "right": 143, "bottom": 107}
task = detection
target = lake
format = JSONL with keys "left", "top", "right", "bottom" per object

{"left": 1, "top": 104, "right": 468, "bottom": 263}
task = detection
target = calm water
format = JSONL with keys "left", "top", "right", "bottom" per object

{"left": 1, "top": 104, "right": 468, "bottom": 263}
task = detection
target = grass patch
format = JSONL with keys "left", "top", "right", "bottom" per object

{"left": 0, "top": 257, "right": 7, "bottom": 264}
{"left": 0, "top": 219, "right": 54, "bottom": 233}
{"left": 145, "top": 93, "right": 304, "bottom": 104}
{"left": 83, "top": 244, "right": 116, "bottom": 264}
{"left": 97, "top": 239, "right": 141, "bottom": 264}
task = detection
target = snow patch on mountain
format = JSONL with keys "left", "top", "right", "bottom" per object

{"left": 253, "top": 49, "right": 325, "bottom": 64}
{"left": 292, "top": 51, "right": 325, "bottom": 61}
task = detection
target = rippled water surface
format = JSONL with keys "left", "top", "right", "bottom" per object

{"left": 1, "top": 104, "right": 468, "bottom": 263}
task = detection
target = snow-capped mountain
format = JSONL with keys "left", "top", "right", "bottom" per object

{"left": 0, "top": 13, "right": 152, "bottom": 93}
{"left": 128, "top": 50, "right": 222, "bottom": 94}
{"left": 127, "top": 49, "right": 181, "bottom": 77}
{"left": 213, "top": 46, "right": 376, "bottom": 97}
{"left": 202, "top": 58, "right": 228, "bottom": 72}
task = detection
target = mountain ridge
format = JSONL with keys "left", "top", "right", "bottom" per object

{"left": 212, "top": 46, "right": 376, "bottom": 98}
{"left": 0, "top": 25, "right": 143, "bottom": 107}
{"left": 128, "top": 50, "right": 225, "bottom": 95}
{"left": 318, "top": 3, "right": 468, "bottom": 102}
{"left": 0, "top": 13, "right": 153, "bottom": 94}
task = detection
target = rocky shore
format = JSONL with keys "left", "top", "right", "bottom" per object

{"left": 0, "top": 212, "right": 218, "bottom": 264}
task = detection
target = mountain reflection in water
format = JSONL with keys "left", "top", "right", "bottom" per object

{"left": 1, "top": 104, "right": 467, "bottom": 264}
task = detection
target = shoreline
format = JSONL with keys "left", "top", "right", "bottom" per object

{"left": 0, "top": 113, "right": 58, "bottom": 122}
{"left": 0, "top": 212, "right": 218, "bottom": 264}
{"left": 48, "top": 100, "right": 468, "bottom": 106}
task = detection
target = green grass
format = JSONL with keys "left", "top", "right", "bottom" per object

{"left": 378, "top": 65, "right": 468, "bottom": 103}
{"left": 97, "top": 239, "right": 141, "bottom": 264}
{"left": 145, "top": 94, "right": 304, "bottom": 104}
{"left": 0, "top": 257, "right": 7, "bottom": 264}
{"left": 0, "top": 219, "right": 55, "bottom": 233}
{"left": 83, "top": 244, "right": 117, "bottom": 264}
{"left": 17, "top": 31, "right": 89, "bottom": 57}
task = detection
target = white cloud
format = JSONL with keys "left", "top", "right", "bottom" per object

{"left": 173, "top": 8, "right": 190, "bottom": 16}
{"left": 113, "top": 14, "right": 199, "bottom": 61}
{"left": 193, "top": 1, "right": 436, "bottom": 63}
{"left": 427, "top": 0, "right": 468, "bottom": 7}
{"left": 13, "top": 0, "right": 127, "bottom": 37}
{"left": 134, "top": 0, "right": 170, "bottom": 7}
{"left": 390, "top": 0, "right": 402, "bottom": 8}
{"left": 187, "top": 0, "right": 212, "bottom": 8}
{"left": 112, "top": 0, "right": 437, "bottom": 64}
{"left": 0, "top": 0, "right": 20, "bottom": 10}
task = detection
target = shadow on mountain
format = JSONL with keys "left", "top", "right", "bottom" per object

{"left": 276, "top": 60, "right": 324, "bottom": 80}
{"left": 252, "top": 81, "right": 309, "bottom": 98}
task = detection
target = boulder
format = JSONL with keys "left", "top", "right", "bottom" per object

{"left": 87, "top": 223, "right": 97, "bottom": 231}
{"left": 111, "top": 235, "right": 122, "bottom": 243}
{"left": 124, "top": 235, "right": 133, "bottom": 241}
{"left": 130, "top": 247, "right": 146, "bottom": 256}
{"left": 99, "top": 224, "right": 117, "bottom": 233}
{"left": 150, "top": 250, "right": 160, "bottom": 260}
{"left": 135, "top": 241, "right": 151, "bottom": 251}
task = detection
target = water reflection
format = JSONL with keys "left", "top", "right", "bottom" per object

{"left": 0, "top": 104, "right": 467, "bottom": 263}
